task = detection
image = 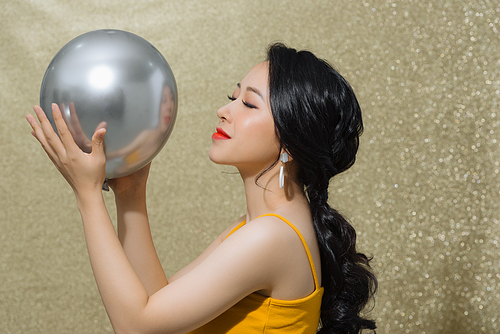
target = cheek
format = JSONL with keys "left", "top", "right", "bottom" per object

{"left": 241, "top": 112, "right": 274, "bottom": 136}
{"left": 239, "top": 115, "right": 279, "bottom": 153}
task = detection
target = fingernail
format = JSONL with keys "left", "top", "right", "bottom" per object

{"left": 26, "top": 115, "right": 31, "bottom": 124}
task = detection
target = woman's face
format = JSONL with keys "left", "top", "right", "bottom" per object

{"left": 208, "top": 61, "right": 279, "bottom": 174}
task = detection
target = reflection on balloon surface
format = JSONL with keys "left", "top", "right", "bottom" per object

{"left": 40, "top": 29, "right": 177, "bottom": 178}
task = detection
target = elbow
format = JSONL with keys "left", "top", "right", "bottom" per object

{"left": 113, "top": 326, "right": 151, "bottom": 334}
{"left": 110, "top": 317, "right": 148, "bottom": 334}
{"left": 110, "top": 317, "right": 174, "bottom": 334}
{"left": 112, "top": 324, "right": 139, "bottom": 334}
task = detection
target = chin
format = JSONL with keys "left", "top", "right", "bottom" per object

{"left": 208, "top": 150, "right": 234, "bottom": 166}
{"left": 208, "top": 155, "right": 229, "bottom": 165}
{"left": 208, "top": 147, "right": 223, "bottom": 164}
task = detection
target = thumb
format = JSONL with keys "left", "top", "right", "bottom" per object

{"left": 91, "top": 128, "right": 107, "bottom": 157}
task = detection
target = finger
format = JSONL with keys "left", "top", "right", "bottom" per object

{"left": 29, "top": 108, "right": 58, "bottom": 156}
{"left": 27, "top": 112, "right": 59, "bottom": 163}
{"left": 95, "top": 121, "right": 107, "bottom": 132}
{"left": 52, "top": 104, "right": 80, "bottom": 153}
{"left": 34, "top": 104, "right": 66, "bottom": 156}
{"left": 91, "top": 128, "right": 107, "bottom": 163}
{"left": 27, "top": 113, "right": 46, "bottom": 144}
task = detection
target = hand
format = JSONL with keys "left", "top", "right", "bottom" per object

{"left": 107, "top": 162, "right": 151, "bottom": 197}
{"left": 27, "top": 104, "right": 107, "bottom": 197}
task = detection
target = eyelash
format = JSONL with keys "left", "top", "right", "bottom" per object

{"left": 227, "top": 95, "right": 257, "bottom": 109}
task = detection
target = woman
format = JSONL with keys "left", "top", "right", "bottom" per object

{"left": 27, "top": 43, "right": 377, "bottom": 333}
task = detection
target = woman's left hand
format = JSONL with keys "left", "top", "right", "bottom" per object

{"left": 27, "top": 104, "right": 107, "bottom": 197}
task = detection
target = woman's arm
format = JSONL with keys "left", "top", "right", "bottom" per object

{"left": 77, "top": 192, "right": 153, "bottom": 333}
{"left": 109, "top": 167, "right": 169, "bottom": 296}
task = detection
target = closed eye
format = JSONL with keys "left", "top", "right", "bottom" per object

{"left": 242, "top": 101, "right": 257, "bottom": 109}
{"left": 228, "top": 95, "right": 256, "bottom": 109}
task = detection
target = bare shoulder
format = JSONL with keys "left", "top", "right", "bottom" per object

{"left": 224, "top": 214, "right": 320, "bottom": 299}
{"left": 223, "top": 214, "right": 310, "bottom": 261}
{"left": 229, "top": 215, "right": 297, "bottom": 242}
{"left": 244, "top": 214, "right": 314, "bottom": 244}
{"left": 216, "top": 215, "right": 301, "bottom": 262}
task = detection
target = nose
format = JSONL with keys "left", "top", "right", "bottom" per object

{"left": 216, "top": 101, "right": 232, "bottom": 122}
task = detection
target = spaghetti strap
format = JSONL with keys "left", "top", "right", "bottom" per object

{"left": 224, "top": 221, "right": 246, "bottom": 240}
{"left": 259, "top": 213, "right": 321, "bottom": 291}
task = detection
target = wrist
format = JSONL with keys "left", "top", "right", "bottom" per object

{"left": 75, "top": 189, "right": 106, "bottom": 211}
{"left": 115, "top": 188, "right": 147, "bottom": 208}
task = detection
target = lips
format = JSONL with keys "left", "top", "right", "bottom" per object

{"left": 212, "top": 127, "right": 231, "bottom": 140}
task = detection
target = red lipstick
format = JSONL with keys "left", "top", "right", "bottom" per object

{"left": 212, "top": 127, "right": 231, "bottom": 140}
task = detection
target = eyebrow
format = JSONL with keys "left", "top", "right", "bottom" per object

{"left": 237, "top": 83, "right": 264, "bottom": 100}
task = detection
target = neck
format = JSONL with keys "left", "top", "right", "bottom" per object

{"left": 238, "top": 163, "right": 307, "bottom": 222}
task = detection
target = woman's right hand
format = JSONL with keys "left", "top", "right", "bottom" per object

{"left": 27, "top": 104, "right": 107, "bottom": 198}
{"left": 107, "top": 162, "right": 151, "bottom": 198}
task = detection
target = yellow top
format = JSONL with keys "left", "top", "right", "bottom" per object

{"left": 189, "top": 213, "right": 324, "bottom": 334}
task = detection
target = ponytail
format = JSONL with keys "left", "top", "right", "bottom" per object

{"left": 267, "top": 43, "right": 377, "bottom": 333}
{"left": 308, "top": 186, "right": 377, "bottom": 333}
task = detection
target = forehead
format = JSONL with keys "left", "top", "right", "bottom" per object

{"left": 240, "top": 61, "right": 269, "bottom": 90}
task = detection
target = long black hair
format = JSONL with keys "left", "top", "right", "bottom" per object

{"left": 267, "top": 43, "right": 377, "bottom": 333}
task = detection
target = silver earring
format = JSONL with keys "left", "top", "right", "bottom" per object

{"left": 279, "top": 152, "right": 288, "bottom": 189}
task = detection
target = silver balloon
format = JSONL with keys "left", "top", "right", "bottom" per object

{"left": 40, "top": 29, "right": 177, "bottom": 179}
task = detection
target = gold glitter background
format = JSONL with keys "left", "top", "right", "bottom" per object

{"left": 1, "top": 0, "right": 498, "bottom": 333}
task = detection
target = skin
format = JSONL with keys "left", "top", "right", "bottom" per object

{"left": 26, "top": 61, "right": 321, "bottom": 334}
